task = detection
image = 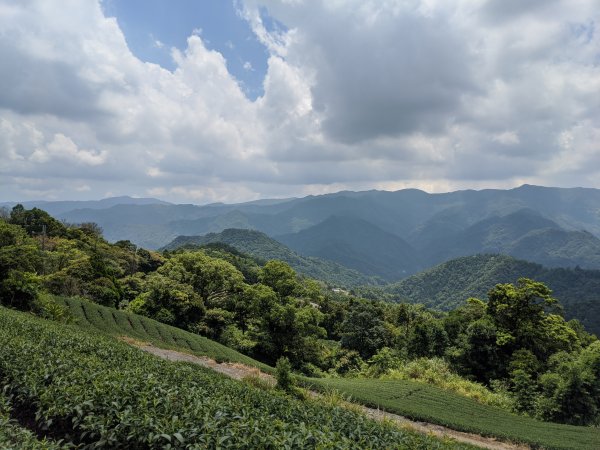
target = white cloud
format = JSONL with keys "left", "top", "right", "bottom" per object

{"left": 493, "top": 131, "right": 520, "bottom": 146}
{"left": 30, "top": 133, "right": 107, "bottom": 166}
{"left": 0, "top": 0, "right": 599, "bottom": 203}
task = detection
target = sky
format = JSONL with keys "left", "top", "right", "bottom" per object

{"left": 0, "top": 0, "right": 599, "bottom": 204}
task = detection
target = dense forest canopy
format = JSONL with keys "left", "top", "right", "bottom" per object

{"left": 1, "top": 205, "right": 599, "bottom": 426}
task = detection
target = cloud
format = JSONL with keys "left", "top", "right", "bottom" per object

{"left": 30, "top": 133, "right": 107, "bottom": 166}
{"left": 0, "top": 0, "right": 599, "bottom": 203}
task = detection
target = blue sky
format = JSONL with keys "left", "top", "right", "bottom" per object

{"left": 102, "top": 0, "right": 271, "bottom": 99}
{"left": 0, "top": 0, "right": 599, "bottom": 203}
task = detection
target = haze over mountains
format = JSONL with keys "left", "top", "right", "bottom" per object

{"left": 4, "top": 185, "right": 600, "bottom": 282}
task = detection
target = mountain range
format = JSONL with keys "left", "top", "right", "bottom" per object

{"left": 5, "top": 185, "right": 600, "bottom": 281}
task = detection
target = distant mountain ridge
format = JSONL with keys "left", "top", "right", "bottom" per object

{"left": 162, "top": 228, "right": 379, "bottom": 287}
{"left": 277, "top": 216, "right": 422, "bottom": 281}
{"left": 9, "top": 185, "right": 600, "bottom": 280}
{"left": 0, "top": 196, "right": 170, "bottom": 217}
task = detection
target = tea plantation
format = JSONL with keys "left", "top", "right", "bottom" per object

{"left": 57, "top": 296, "right": 600, "bottom": 449}
{"left": 0, "top": 306, "right": 470, "bottom": 449}
{"left": 57, "top": 296, "right": 272, "bottom": 372}
{"left": 308, "top": 378, "right": 600, "bottom": 450}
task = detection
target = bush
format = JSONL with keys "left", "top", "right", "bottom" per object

{"left": 385, "top": 358, "right": 514, "bottom": 410}
{"left": 31, "top": 294, "right": 72, "bottom": 323}
{"left": 275, "top": 356, "right": 294, "bottom": 392}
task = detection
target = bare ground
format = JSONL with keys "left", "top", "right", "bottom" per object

{"left": 122, "top": 337, "right": 528, "bottom": 450}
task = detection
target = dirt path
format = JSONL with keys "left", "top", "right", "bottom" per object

{"left": 125, "top": 339, "right": 527, "bottom": 450}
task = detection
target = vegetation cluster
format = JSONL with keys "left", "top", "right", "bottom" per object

{"left": 1, "top": 205, "right": 599, "bottom": 428}
{"left": 0, "top": 307, "right": 463, "bottom": 449}
{"left": 45, "top": 296, "right": 600, "bottom": 449}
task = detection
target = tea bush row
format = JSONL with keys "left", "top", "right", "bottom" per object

{"left": 58, "top": 296, "right": 272, "bottom": 372}
{"left": 308, "top": 377, "right": 600, "bottom": 450}
{"left": 0, "top": 307, "right": 469, "bottom": 449}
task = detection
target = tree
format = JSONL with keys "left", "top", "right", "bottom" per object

{"left": 453, "top": 317, "right": 502, "bottom": 383}
{"left": 366, "top": 347, "right": 402, "bottom": 377}
{"left": 10, "top": 206, "right": 66, "bottom": 237}
{"left": 487, "top": 278, "right": 579, "bottom": 364}
{"left": 275, "top": 356, "right": 294, "bottom": 392}
{"left": 487, "top": 278, "right": 557, "bottom": 350}
{"left": 536, "top": 343, "right": 600, "bottom": 425}
{"left": 259, "top": 260, "right": 299, "bottom": 298}
{"left": 128, "top": 273, "right": 204, "bottom": 329}
{"left": 0, "top": 270, "right": 40, "bottom": 310}
{"left": 407, "top": 319, "right": 449, "bottom": 359}
{"left": 340, "top": 302, "right": 392, "bottom": 359}
{"left": 252, "top": 301, "right": 325, "bottom": 367}
{"left": 159, "top": 251, "right": 245, "bottom": 307}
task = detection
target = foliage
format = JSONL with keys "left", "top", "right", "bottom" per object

{"left": 307, "top": 376, "right": 600, "bottom": 450}
{"left": 383, "top": 358, "right": 514, "bottom": 410}
{"left": 340, "top": 302, "right": 392, "bottom": 359}
{"left": 0, "top": 306, "right": 465, "bottom": 449}
{"left": 379, "top": 253, "right": 600, "bottom": 336}
{"left": 275, "top": 356, "right": 294, "bottom": 392}
{"left": 31, "top": 293, "right": 72, "bottom": 323}
{"left": 3, "top": 206, "right": 600, "bottom": 428}
{"left": 0, "top": 391, "right": 66, "bottom": 450}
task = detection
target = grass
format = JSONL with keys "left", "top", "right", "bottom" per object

{"left": 305, "top": 377, "right": 600, "bottom": 450}
{"left": 0, "top": 306, "right": 470, "bottom": 449}
{"left": 383, "top": 357, "right": 514, "bottom": 410}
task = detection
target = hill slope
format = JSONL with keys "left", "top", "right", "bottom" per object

{"left": 162, "top": 228, "right": 379, "bottom": 287}
{"left": 50, "top": 298, "right": 600, "bottom": 450}
{"left": 382, "top": 254, "right": 600, "bottom": 336}
{"left": 414, "top": 209, "right": 600, "bottom": 269}
{"left": 57, "top": 296, "right": 270, "bottom": 371}
{"left": 278, "top": 216, "right": 422, "bottom": 280}
{"left": 1, "top": 305, "right": 460, "bottom": 449}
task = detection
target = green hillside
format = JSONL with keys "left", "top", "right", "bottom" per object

{"left": 308, "top": 378, "right": 600, "bottom": 450}
{"left": 3, "top": 204, "right": 600, "bottom": 444}
{"left": 381, "top": 254, "right": 600, "bottom": 336}
{"left": 0, "top": 306, "right": 463, "bottom": 449}
{"left": 162, "top": 228, "right": 379, "bottom": 287}
{"left": 52, "top": 298, "right": 600, "bottom": 449}
{"left": 56, "top": 296, "right": 271, "bottom": 372}
{"left": 278, "top": 215, "right": 422, "bottom": 280}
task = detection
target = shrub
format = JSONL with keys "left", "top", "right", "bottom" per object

{"left": 275, "top": 356, "right": 294, "bottom": 392}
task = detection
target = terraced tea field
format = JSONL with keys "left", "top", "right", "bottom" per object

{"left": 56, "top": 297, "right": 600, "bottom": 449}
{"left": 308, "top": 378, "right": 600, "bottom": 450}
{"left": 0, "top": 306, "right": 468, "bottom": 449}
{"left": 57, "top": 296, "right": 272, "bottom": 372}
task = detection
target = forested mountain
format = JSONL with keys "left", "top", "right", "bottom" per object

{"left": 413, "top": 209, "right": 600, "bottom": 268}
{"left": 162, "top": 228, "right": 378, "bottom": 287}
{"left": 373, "top": 254, "right": 600, "bottom": 336}
{"left": 278, "top": 216, "right": 422, "bottom": 280}
{"left": 9, "top": 185, "right": 600, "bottom": 280}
